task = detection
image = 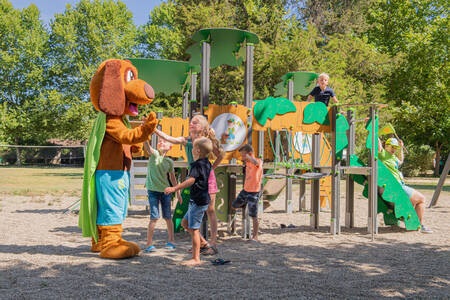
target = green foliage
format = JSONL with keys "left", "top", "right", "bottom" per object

{"left": 46, "top": 0, "right": 140, "bottom": 139}
{"left": 401, "top": 144, "right": 435, "bottom": 177}
{"left": 0, "top": 0, "right": 445, "bottom": 172}
{"left": 367, "top": 0, "right": 449, "bottom": 159}
{"left": 0, "top": 1, "right": 49, "bottom": 145}
{"left": 290, "top": 0, "right": 375, "bottom": 35}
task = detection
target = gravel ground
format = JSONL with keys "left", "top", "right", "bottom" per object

{"left": 0, "top": 181, "right": 449, "bottom": 299}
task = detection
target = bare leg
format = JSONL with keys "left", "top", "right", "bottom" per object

{"left": 182, "top": 218, "right": 207, "bottom": 248}
{"left": 146, "top": 219, "right": 158, "bottom": 247}
{"left": 410, "top": 190, "right": 426, "bottom": 224}
{"left": 252, "top": 217, "right": 259, "bottom": 241}
{"left": 183, "top": 228, "right": 202, "bottom": 266}
{"left": 164, "top": 218, "right": 174, "bottom": 243}
{"left": 207, "top": 193, "right": 218, "bottom": 247}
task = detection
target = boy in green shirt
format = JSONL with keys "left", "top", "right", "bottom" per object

{"left": 143, "top": 139, "right": 182, "bottom": 252}
{"left": 378, "top": 138, "right": 432, "bottom": 233}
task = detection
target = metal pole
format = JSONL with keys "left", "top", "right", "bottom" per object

{"left": 330, "top": 106, "right": 341, "bottom": 235}
{"left": 310, "top": 133, "right": 320, "bottom": 229}
{"left": 429, "top": 154, "right": 450, "bottom": 207}
{"left": 299, "top": 180, "right": 306, "bottom": 211}
{"left": 200, "top": 41, "right": 210, "bottom": 115}
{"left": 285, "top": 79, "right": 294, "bottom": 213}
{"left": 182, "top": 90, "right": 189, "bottom": 119}
{"left": 368, "top": 106, "right": 378, "bottom": 239}
{"left": 244, "top": 43, "right": 254, "bottom": 144}
{"left": 345, "top": 109, "right": 355, "bottom": 228}
{"left": 189, "top": 72, "right": 197, "bottom": 119}
{"left": 151, "top": 111, "right": 163, "bottom": 148}
{"left": 258, "top": 131, "right": 264, "bottom": 216}
{"left": 227, "top": 173, "right": 237, "bottom": 234}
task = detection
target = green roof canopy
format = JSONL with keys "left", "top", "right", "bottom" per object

{"left": 128, "top": 59, "right": 193, "bottom": 95}
{"left": 274, "top": 71, "right": 319, "bottom": 97}
{"left": 187, "top": 28, "right": 259, "bottom": 68}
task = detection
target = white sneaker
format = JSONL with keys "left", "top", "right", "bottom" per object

{"left": 420, "top": 225, "right": 433, "bottom": 234}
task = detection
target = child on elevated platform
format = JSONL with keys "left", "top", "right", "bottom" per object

{"left": 378, "top": 137, "right": 432, "bottom": 233}
{"left": 143, "top": 139, "right": 182, "bottom": 253}
{"left": 232, "top": 144, "right": 263, "bottom": 242}
{"left": 307, "top": 73, "right": 339, "bottom": 106}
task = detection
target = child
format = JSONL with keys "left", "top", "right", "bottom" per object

{"left": 232, "top": 144, "right": 263, "bottom": 241}
{"left": 164, "top": 137, "right": 213, "bottom": 265}
{"left": 155, "top": 114, "right": 224, "bottom": 255}
{"left": 143, "top": 139, "right": 182, "bottom": 253}
{"left": 378, "top": 138, "right": 432, "bottom": 233}
{"left": 307, "top": 73, "right": 339, "bottom": 106}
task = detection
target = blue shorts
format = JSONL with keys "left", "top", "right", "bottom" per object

{"left": 400, "top": 182, "right": 414, "bottom": 199}
{"left": 184, "top": 200, "right": 208, "bottom": 229}
{"left": 232, "top": 190, "right": 260, "bottom": 217}
{"left": 148, "top": 191, "right": 172, "bottom": 220}
{"left": 96, "top": 170, "right": 129, "bottom": 225}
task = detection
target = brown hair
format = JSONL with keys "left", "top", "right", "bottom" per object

{"left": 239, "top": 144, "right": 254, "bottom": 154}
{"left": 194, "top": 137, "right": 213, "bottom": 158}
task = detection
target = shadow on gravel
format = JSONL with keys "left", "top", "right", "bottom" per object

{"left": 2, "top": 228, "right": 449, "bottom": 299}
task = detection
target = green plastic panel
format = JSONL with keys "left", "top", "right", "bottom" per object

{"left": 128, "top": 59, "right": 191, "bottom": 95}
{"left": 187, "top": 28, "right": 259, "bottom": 68}
{"left": 303, "top": 102, "right": 330, "bottom": 125}
{"left": 365, "top": 116, "right": 379, "bottom": 153}
{"left": 274, "top": 71, "right": 319, "bottom": 97}
{"left": 335, "top": 113, "right": 349, "bottom": 159}
{"left": 172, "top": 188, "right": 190, "bottom": 233}
{"left": 350, "top": 155, "right": 421, "bottom": 231}
{"left": 214, "top": 166, "right": 229, "bottom": 223}
{"left": 253, "top": 96, "right": 297, "bottom": 126}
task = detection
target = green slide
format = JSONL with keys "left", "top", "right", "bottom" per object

{"left": 172, "top": 188, "right": 190, "bottom": 233}
{"left": 350, "top": 155, "right": 421, "bottom": 231}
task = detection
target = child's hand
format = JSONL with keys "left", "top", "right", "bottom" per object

{"left": 399, "top": 140, "right": 404, "bottom": 146}
{"left": 164, "top": 187, "right": 175, "bottom": 195}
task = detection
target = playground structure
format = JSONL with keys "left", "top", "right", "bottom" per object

{"left": 128, "top": 28, "right": 423, "bottom": 240}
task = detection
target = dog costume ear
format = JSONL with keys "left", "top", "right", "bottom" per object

{"left": 99, "top": 60, "right": 125, "bottom": 116}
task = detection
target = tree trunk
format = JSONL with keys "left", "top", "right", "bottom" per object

{"left": 15, "top": 147, "right": 21, "bottom": 166}
{"left": 434, "top": 140, "right": 441, "bottom": 176}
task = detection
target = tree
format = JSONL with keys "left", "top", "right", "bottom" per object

{"left": 46, "top": 0, "right": 140, "bottom": 139}
{"left": 367, "top": 0, "right": 449, "bottom": 175}
{"left": 288, "top": 0, "right": 375, "bottom": 35}
{"left": 0, "top": 1, "right": 50, "bottom": 163}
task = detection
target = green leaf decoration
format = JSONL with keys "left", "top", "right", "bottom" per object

{"left": 253, "top": 96, "right": 296, "bottom": 126}
{"left": 303, "top": 102, "right": 330, "bottom": 125}
{"left": 336, "top": 114, "right": 349, "bottom": 159}
{"left": 365, "top": 116, "right": 379, "bottom": 152}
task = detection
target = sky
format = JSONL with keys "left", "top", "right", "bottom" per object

{"left": 10, "top": 0, "right": 163, "bottom": 26}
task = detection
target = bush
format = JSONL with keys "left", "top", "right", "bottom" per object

{"left": 401, "top": 145, "right": 435, "bottom": 177}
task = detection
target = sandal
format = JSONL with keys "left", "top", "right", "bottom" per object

{"left": 188, "top": 245, "right": 209, "bottom": 253}
{"left": 143, "top": 245, "right": 156, "bottom": 253}
{"left": 211, "top": 258, "right": 230, "bottom": 265}
{"left": 201, "top": 245, "right": 218, "bottom": 256}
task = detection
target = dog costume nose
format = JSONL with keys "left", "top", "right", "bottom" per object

{"left": 144, "top": 84, "right": 155, "bottom": 99}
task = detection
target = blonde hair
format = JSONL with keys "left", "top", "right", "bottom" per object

{"left": 318, "top": 73, "right": 330, "bottom": 80}
{"left": 194, "top": 137, "right": 213, "bottom": 158}
{"left": 192, "top": 115, "right": 224, "bottom": 157}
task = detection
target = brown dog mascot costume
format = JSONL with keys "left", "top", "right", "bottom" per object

{"left": 79, "top": 59, "right": 157, "bottom": 259}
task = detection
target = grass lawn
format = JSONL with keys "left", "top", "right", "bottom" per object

{"left": 0, "top": 166, "right": 83, "bottom": 196}
{"left": 0, "top": 166, "right": 447, "bottom": 197}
